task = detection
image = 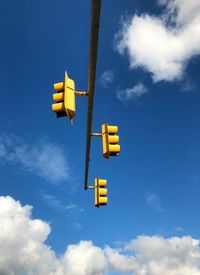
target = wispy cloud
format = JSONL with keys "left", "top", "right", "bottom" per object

{"left": 181, "top": 79, "right": 195, "bottom": 92}
{"left": 42, "top": 193, "right": 84, "bottom": 215}
{"left": 145, "top": 192, "right": 163, "bottom": 213}
{"left": 100, "top": 69, "right": 114, "bottom": 88}
{"left": 0, "top": 134, "right": 70, "bottom": 184}
{"left": 117, "top": 82, "right": 148, "bottom": 102}
{"left": 71, "top": 222, "right": 83, "bottom": 229}
{"left": 42, "top": 193, "right": 84, "bottom": 229}
{"left": 174, "top": 226, "right": 185, "bottom": 232}
{"left": 42, "top": 194, "right": 75, "bottom": 211}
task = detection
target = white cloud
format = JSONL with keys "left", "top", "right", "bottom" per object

{"left": 145, "top": 192, "right": 163, "bottom": 212}
{"left": 0, "top": 196, "right": 56, "bottom": 275}
{"left": 1, "top": 195, "right": 200, "bottom": 275}
{"left": 0, "top": 134, "right": 70, "bottom": 183}
{"left": 106, "top": 236, "right": 200, "bottom": 274}
{"left": 0, "top": 196, "right": 107, "bottom": 275}
{"left": 60, "top": 241, "right": 107, "bottom": 274}
{"left": 117, "top": 82, "right": 148, "bottom": 102}
{"left": 115, "top": 0, "right": 200, "bottom": 82}
{"left": 100, "top": 70, "right": 114, "bottom": 88}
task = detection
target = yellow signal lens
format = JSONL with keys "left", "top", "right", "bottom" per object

{"left": 52, "top": 103, "right": 65, "bottom": 112}
{"left": 108, "top": 135, "right": 119, "bottom": 143}
{"left": 108, "top": 144, "right": 120, "bottom": 153}
{"left": 107, "top": 125, "right": 118, "bottom": 134}
{"left": 99, "top": 188, "right": 107, "bottom": 196}
{"left": 99, "top": 197, "right": 108, "bottom": 204}
{"left": 54, "top": 82, "right": 64, "bottom": 91}
{"left": 98, "top": 179, "right": 107, "bottom": 186}
{"left": 53, "top": 92, "right": 64, "bottom": 102}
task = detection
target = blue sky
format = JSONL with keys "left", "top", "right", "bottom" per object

{"left": 1, "top": 0, "right": 200, "bottom": 274}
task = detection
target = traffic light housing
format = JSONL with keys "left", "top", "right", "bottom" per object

{"left": 95, "top": 178, "right": 107, "bottom": 207}
{"left": 102, "top": 124, "right": 120, "bottom": 159}
{"left": 52, "top": 71, "right": 75, "bottom": 120}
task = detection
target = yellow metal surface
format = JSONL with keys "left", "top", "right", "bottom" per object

{"left": 53, "top": 92, "right": 64, "bottom": 102}
{"left": 95, "top": 178, "right": 98, "bottom": 206}
{"left": 102, "top": 124, "right": 109, "bottom": 158}
{"left": 54, "top": 82, "right": 64, "bottom": 91}
{"left": 65, "top": 74, "right": 75, "bottom": 90}
{"left": 102, "top": 124, "right": 107, "bottom": 134}
{"left": 52, "top": 102, "right": 65, "bottom": 112}
{"left": 102, "top": 132, "right": 108, "bottom": 158}
{"left": 64, "top": 72, "right": 75, "bottom": 120}
{"left": 95, "top": 178, "right": 107, "bottom": 207}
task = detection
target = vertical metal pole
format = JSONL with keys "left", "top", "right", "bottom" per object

{"left": 84, "top": 0, "right": 102, "bottom": 190}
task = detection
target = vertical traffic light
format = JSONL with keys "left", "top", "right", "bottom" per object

{"left": 52, "top": 71, "right": 75, "bottom": 121}
{"left": 102, "top": 124, "right": 120, "bottom": 159}
{"left": 95, "top": 178, "right": 107, "bottom": 207}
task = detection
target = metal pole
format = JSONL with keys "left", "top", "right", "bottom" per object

{"left": 84, "top": 0, "right": 102, "bottom": 190}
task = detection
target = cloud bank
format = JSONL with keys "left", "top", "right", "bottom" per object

{"left": 1, "top": 195, "right": 200, "bottom": 275}
{"left": 0, "top": 134, "right": 70, "bottom": 183}
{"left": 116, "top": 0, "right": 200, "bottom": 82}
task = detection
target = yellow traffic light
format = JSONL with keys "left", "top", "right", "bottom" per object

{"left": 52, "top": 71, "right": 75, "bottom": 120}
{"left": 102, "top": 124, "right": 120, "bottom": 159}
{"left": 95, "top": 178, "right": 108, "bottom": 207}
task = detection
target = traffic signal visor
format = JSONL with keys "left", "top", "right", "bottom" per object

{"left": 95, "top": 178, "right": 108, "bottom": 207}
{"left": 102, "top": 124, "right": 120, "bottom": 159}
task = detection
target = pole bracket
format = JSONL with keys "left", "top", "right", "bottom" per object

{"left": 75, "top": 91, "right": 88, "bottom": 96}
{"left": 88, "top": 185, "right": 95, "bottom": 189}
{"left": 91, "top": 133, "right": 102, "bottom": 137}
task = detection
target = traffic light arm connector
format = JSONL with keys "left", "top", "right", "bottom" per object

{"left": 75, "top": 91, "right": 88, "bottom": 96}
{"left": 91, "top": 133, "right": 102, "bottom": 137}
{"left": 88, "top": 185, "right": 95, "bottom": 189}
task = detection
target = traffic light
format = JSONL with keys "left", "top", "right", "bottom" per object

{"left": 95, "top": 178, "right": 107, "bottom": 207}
{"left": 52, "top": 71, "right": 75, "bottom": 120}
{"left": 102, "top": 124, "right": 120, "bottom": 159}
